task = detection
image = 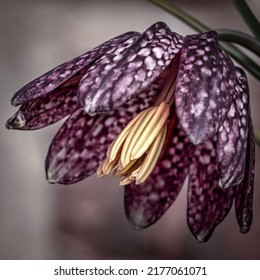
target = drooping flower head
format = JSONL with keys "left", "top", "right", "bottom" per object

{"left": 6, "top": 22, "right": 255, "bottom": 242}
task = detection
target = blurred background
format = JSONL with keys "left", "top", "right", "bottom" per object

{"left": 0, "top": 0, "right": 259, "bottom": 259}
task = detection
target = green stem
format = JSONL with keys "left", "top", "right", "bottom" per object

{"left": 254, "top": 129, "right": 260, "bottom": 147}
{"left": 149, "top": 0, "right": 260, "bottom": 81}
{"left": 232, "top": 0, "right": 260, "bottom": 40}
{"left": 217, "top": 29, "right": 260, "bottom": 56}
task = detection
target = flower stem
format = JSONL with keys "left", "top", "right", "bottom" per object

{"left": 149, "top": 0, "right": 260, "bottom": 81}
{"left": 232, "top": 0, "right": 260, "bottom": 40}
{"left": 216, "top": 29, "right": 260, "bottom": 57}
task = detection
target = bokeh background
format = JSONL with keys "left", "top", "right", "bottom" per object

{"left": 1, "top": 0, "right": 259, "bottom": 259}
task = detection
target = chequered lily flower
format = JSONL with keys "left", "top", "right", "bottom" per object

{"left": 6, "top": 22, "right": 255, "bottom": 242}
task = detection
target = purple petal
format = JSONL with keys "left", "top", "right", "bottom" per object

{"left": 46, "top": 109, "right": 105, "bottom": 184}
{"left": 216, "top": 67, "right": 250, "bottom": 188}
{"left": 175, "top": 31, "right": 236, "bottom": 144}
{"left": 11, "top": 31, "right": 139, "bottom": 106}
{"left": 6, "top": 70, "right": 84, "bottom": 130}
{"left": 45, "top": 76, "right": 161, "bottom": 184}
{"left": 235, "top": 106, "right": 255, "bottom": 233}
{"left": 125, "top": 122, "right": 192, "bottom": 229}
{"left": 187, "top": 138, "right": 234, "bottom": 242}
{"left": 79, "top": 22, "right": 183, "bottom": 114}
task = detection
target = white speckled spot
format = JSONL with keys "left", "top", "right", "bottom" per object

{"left": 113, "top": 54, "right": 123, "bottom": 61}
{"left": 228, "top": 103, "right": 236, "bottom": 118}
{"left": 161, "top": 38, "right": 170, "bottom": 44}
{"left": 201, "top": 67, "right": 212, "bottom": 76}
{"left": 196, "top": 49, "right": 205, "bottom": 55}
{"left": 188, "top": 45, "right": 198, "bottom": 50}
{"left": 191, "top": 102, "right": 205, "bottom": 117}
{"left": 220, "top": 130, "right": 227, "bottom": 142}
{"left": 195, "top": 60, "right": 203, "bottom": 66}
{"left": 105, "top": 117, "right": 114, "bottom": 126}
{"left": 241, "top": 116, "right": 247, "bottom": 126}
{"left": 240, "top": 128, "right": 245, "bottom": 138}
{"left": 224, "top": 142, "right": 235, "bottom": 154}
{"left": 158, "top": 60, "right": 164, "bottom": 66}
{"left": 209, "top": 99, "right": 217, "bottom": 109}
{"left": 153, "top": 47, "right": 164, "bottom": 59}
{"left": 145, "top": 56, "right": 156, "bottom": 70}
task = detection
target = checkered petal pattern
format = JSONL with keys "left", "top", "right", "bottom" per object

{"left": 175, "top": 31, "right": 236, "bottom": 145}
{"left": 216, "top": 67, "right": 250, "bottom": 188}
{"left": 11, "top": 31, "right": 139, "bottom": 106}
{"left": 235, "top": 94, "right": 255, "bottom": 234}
{"left": 78, "top": 22, "right": 183, "bottom": 114}
{"left": 187, "top": 138, "right": 234, "bottom": 242}
{"left": 6, "top": 70, "right": 84, "bottom": 130}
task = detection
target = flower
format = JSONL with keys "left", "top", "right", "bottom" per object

{"left": 6, "top": 22, "right": 255, "bottom": 242}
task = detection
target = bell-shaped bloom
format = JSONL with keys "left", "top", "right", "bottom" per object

{"left": 6, "top": 22, "right": 255, "bottom": 242}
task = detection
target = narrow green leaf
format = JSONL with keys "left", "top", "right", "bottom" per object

{"left": 232, "top": 0, "right": 260, "bottom": 40}
{"left": 217, "top": 29, "right": 260, "bottom": 57}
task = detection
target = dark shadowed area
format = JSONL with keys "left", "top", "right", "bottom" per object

{"left": 0, "top": 0, "right": 259, "bottom": 259}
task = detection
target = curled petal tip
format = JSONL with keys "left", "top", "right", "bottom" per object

{"left": 46, "top": 171, "right": 57, "bottom": 184}
{"left": 196, "top": 236, "right": 205, "bottom": 243}
{"left": 128, "top": 221, "right": 145, "bottom": 231}
{"left": 5, "top": 121, "right": 13, "bottom": 130}
{"left": 46, "top": 166, "right": 61, "bottom": 184}
{"left": 6, "top": 111, "right": 26, "bottom": 129}
{"left": 187, "top": 133, "right": 204, "bottom": 146}
{"left": 125, "top": 206, "right": 150, "bottom": 230}
{"left": 239, "top": 224, "right": 251, "bottom": 234}
{"left": 11, "top": 95, "right": 21, "bottom": 107}
{"left": 47, "top": 178, "right": 57, "bottom": 184}
{"left": 195, "top": 232, "right": 212, "bottom": 243}
{"left": 83, "top": 102, "right": 96, "bottom": 116}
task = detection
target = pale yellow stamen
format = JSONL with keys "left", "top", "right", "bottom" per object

{"left": 102, "top": 158, "right": 116, "bottom": 175}
{"left": 97, "top": 154, "right": 119, "bottom": 178}
{"left": 135, "top": 125, "right": 167, "bottom": 184}
{"left": 119, "top": 164, "right": 143, "bottom": 186}
{"left": 120, "top": 106, "right": 158, "bottom": 167}
{"left": 130, "top": 101, "right": 169, "bottom": 160}
{"left": 96, "top": 162, "right": 105, "bottom": 178}
{"left": 113, "top": 158, "right": 138, "bottom": 177}
{"left": 117, "top": 125, "right": 166, "bottom": 186}
{"left": 96, "top": 59, "right": 178, "bottom": 186}
{"left": 107, "top": 110, "right": 146, "bottom": 162}
{"left": 119, "top": 176, "right": 135, "bottom": 186}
